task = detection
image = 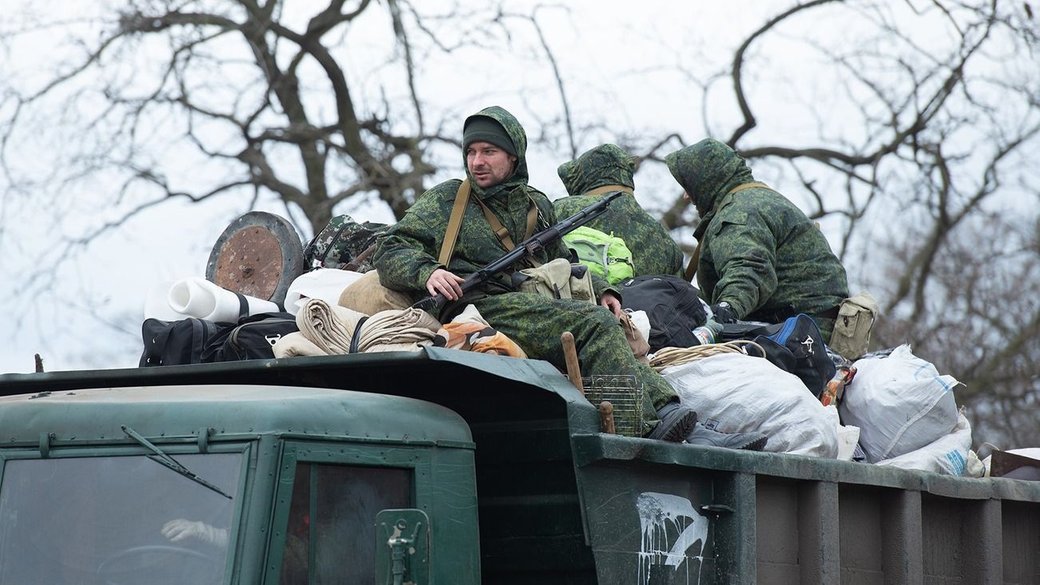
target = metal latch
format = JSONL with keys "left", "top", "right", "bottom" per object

{"left": 376, "top": 508, "right": 430, "bottom": 585}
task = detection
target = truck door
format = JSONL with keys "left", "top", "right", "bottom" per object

{"left": 267, "top": 442, "right": 420, "bottom": 585}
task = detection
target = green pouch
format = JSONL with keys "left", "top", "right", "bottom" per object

{"left": 829, "top": 291, "right": 880, "bottom": 360}
{"left": 515, "top": 258, "right": 595, "bottom": 303}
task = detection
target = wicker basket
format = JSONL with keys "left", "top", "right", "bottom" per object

{"left": 581, "top": 374, "right": 644, "bottom": 437}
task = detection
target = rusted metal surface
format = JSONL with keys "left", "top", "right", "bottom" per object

{"left": 205, "top": 212, "right": 305, "bottom": 304}
{"left": 211, "top": 226, "right": 285, "bottom": 301}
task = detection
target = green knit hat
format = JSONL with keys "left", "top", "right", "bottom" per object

{"left": 462, "top": 115, "right": 517, "bottom": 156}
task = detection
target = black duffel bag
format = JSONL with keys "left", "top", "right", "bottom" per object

{"left": 140, "top": 317, "right": 230, "bottom": 367}
{"left": 200, "top": 312, "right": 299, "bottom": 362}
{"left": 141, "top": 312, "right": 298, "bottom": 366}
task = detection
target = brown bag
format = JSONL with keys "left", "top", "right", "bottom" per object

{"left": 338, "top": 270, "right": 412, "bottom": 316}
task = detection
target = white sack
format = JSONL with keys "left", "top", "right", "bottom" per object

{"left": 662, "top": 353, "right": 838, "bottom": 458}
{"left": 283, "top": 268, "right": 364, "bottom": 316}
{"left": 839, "top": 344, "right": 961, "bottom": 463}
{"left": 828, "top": 404, "right": 861, "bottom": 461}
{"left": 875, "top": 412, "right": 973, "bottom": 476}
{"left": 147, "top": 277, "right": 280, "bottom": 322}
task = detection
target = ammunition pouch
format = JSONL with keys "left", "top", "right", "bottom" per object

{"left": 512, "top": 258, "right": 595, "bottom": 303}
{"left": 829, "top": 291, "right": 880, "bottom": 360}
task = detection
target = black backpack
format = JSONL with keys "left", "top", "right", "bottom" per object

{"left": 200, "top": 312, "right": 299, "bottom": 362}
{"left": 720, "top": 314, "right": 836, "bottom": 398}
{"left": 140, "top": 317, "right": 230, "bottom": 367}
{"left": 619, "top": 275, "right": 708, "bottom": 351}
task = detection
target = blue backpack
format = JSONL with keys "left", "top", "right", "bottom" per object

{"left": 721, "top": 314, "right": 836, "bottom": 398}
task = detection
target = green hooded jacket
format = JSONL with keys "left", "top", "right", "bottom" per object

{"left": 665, "top": 138, "right": 849, "bottom": 331}
{"left": 555, "top": 144, "right": 684, "bottom": 278}
{"left": 374, "top": 106, "right": 611, "bottom": 308}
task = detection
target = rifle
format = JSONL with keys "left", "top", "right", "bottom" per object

{"left": 413, "top": 190, "right": 624, "bottom": 315}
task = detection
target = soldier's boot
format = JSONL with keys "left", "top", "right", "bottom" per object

{"left": 647, "top": 400, "right": 698, "bottom": 442}
{"left": 685, "top": 423, "right": 768, "bottom": 451}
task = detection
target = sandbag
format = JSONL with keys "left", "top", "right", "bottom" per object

{"left": 839, "top": 344, "right": 961, "bottom": 463}
{"left": 283, "top": 268, "right": 365, "bottom": 316}
{"left": 662, "top": 353, "right": 839, "bottom": 457}
{"left": 875, "top": 413, "right": 974, "bottom": 476}
{"left": 338, "top": 270, "right": 412, "bottom": 315}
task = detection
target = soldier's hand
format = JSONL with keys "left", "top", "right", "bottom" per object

{"left": 427, "top": 268, "right": 465, "bottom": 300}
{"left": 161, "top": 519, "right": 228, "bottom": 547}
{"left": 600, "top": 291, "right": 623, "bottom": 318}
{"left": 710, "top": 302, "right": 738, "bottom": 324}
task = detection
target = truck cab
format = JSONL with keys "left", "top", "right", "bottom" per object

{"left": 0, "top": 352, "right": 485, "bottom": 585}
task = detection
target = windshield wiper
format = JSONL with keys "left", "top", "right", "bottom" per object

{"left": 122, "top": 425, "right": 233, "bottom": 500}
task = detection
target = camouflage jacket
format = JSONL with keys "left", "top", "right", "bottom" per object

{"left": 555, "top": 144, "right": 684, "bottom": 278}
{"left": 374, "top": 106, "right": 611, "bottom": 303}
{"left": 665, "top": 138, "right": 849, "bottom": 321}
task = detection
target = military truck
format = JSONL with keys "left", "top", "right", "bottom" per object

{"left": 1, "top": 348, "right": 1039, "bottom": 585}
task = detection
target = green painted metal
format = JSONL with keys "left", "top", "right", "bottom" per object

{"left": 0, "top": 383, "right": 473, "bottom": 447}
{"left": 4, "top": 349, "right": 1040, "bottom": 585}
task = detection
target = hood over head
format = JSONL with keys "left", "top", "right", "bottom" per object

{"left": 557, "top": 143, "right": 635, "bottom": 196}
{"left": 462, "top": 106, "right": 528, "bottom": 195}
{"left": 665, "top": 138, "right": 754, "bottom": 215}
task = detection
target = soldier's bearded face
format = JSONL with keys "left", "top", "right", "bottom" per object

{"left": 466, "top": 141, "right": 517, "bottom": 188}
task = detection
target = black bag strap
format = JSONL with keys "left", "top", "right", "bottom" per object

{"left": 234, "top": 292, "right": 249, "bottom": 319}
{"left": 349, "top": 316, "right": 369, "bottom": 354}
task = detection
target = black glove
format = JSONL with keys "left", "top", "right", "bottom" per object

{"left": 710, "top": 301, "right": 738, "bottom": 324}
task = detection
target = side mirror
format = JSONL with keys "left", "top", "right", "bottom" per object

{"left": 375, "top": 508, "right": 430, "bottom": 585}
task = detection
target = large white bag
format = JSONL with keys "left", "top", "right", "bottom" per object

{"left": 875, "top": 412, "right": 973, "bottom": 476}
{"left": 662, "top": 353, "right": 839, "bottom": 458}
{"left": 839, "top": 345, "right": 961, "bottom": 463}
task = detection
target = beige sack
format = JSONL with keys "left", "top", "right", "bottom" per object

{"left": 338, "top": 270, "right": 412, "bottom": 316}
{"left": 829, "top": 291, "right": 880, "bottom": 360}
{"left": 517, "top": 258, "right": 595, "bottom": 303}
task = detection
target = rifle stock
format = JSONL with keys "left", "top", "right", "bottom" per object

{"left": 413, "top": 190, "right": 624, "bottom": 315}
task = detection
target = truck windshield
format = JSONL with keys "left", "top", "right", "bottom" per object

{"left": 0, "top": 452, "right": 241, "bottom": 585}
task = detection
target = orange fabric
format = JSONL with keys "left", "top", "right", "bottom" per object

{"left": 434, "top": 322, "right": 527, "bottom": 358}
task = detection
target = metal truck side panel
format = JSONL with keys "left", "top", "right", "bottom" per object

{"left": 569, "top": 432, "right": 1040, "bottom": 585}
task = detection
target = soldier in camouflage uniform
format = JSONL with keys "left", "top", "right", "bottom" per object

{"left": 555, "top": 144, "right": 684, "bottom": 278}
{"left": 374, "top": 106, "right": 695, "bottom": 441}
{"left": 665, "top": 138, "right": 849, "bottom": 340}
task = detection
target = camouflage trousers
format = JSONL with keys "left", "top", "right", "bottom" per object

{"left": 473, "top": 292, "right": 677, "bottom": 436}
